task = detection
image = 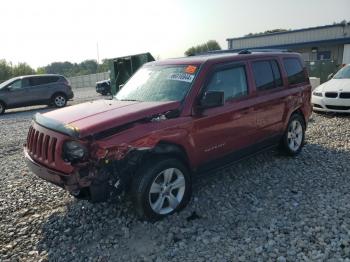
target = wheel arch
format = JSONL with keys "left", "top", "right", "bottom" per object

{"left": 149, "top": 141, "right": 192, "bottom": 171}
{"left": 51, "top": 91, "right": 67, "bottom": 100}
{"left": 284, "top": 107, "right": 307, "bottom": 130}
{"left": 291, "top": 108, "right": 306, "bottom": 126}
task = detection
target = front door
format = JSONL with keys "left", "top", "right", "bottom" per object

{"left": 5, "top": 79, "right": 31, "bottom": 107}
{"left": 192, "top": 63, "right": 257, "bottom": 167}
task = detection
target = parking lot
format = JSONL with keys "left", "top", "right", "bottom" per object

{"left": 0, "top": 87, "right": 350, "bottom": 261}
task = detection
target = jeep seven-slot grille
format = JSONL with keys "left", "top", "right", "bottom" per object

{"left": 27, "top": 126, "right": 57, "bottom": 163}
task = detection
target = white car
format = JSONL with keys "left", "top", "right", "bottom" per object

{"left": 312, "top": 64, "right": 350, "bottom": 113}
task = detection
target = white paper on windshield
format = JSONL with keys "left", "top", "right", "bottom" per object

{"left": 167, "top": 73, "right": 195, "bottom": 83}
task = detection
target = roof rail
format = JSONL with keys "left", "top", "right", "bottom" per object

{"left": 238, "top": 48, "right": 291, "bottom": 54}
{"left": 196, "top": 50, "right": 239, "bottom": 55}
{"left": 196, "top": 48, "right": 291, "bottom": 56}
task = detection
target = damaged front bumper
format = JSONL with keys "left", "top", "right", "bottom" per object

{"left": 24, "top": 149, "right": 96, "bottom": 196}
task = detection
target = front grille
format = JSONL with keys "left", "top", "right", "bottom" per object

{"left": 325, "top": 105, "right": 350, "bottom": 110}
{"left": 325, "top": 92, "right": 338, "bottom": 98}
{"left": 27, "top": 126, "right": 57, "bottom": 164}
{"left": 312, "top": 104, "right": 323, "bottom": 108}
{"left": 339, "top": 92, "right": 350, "bottom": 99}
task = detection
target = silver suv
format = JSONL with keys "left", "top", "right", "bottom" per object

{"left": 0, "top": 74, "right": 74, "bottom": 114}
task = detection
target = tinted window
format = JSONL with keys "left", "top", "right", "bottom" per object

{"left": 206, "top": 66, "right": 248, "bottom": 101}
{"left": 252, "top": 61, "right": 275, "bottom": 90}
{"left": 22, "top": 78, "right": 30, "bottom": 87}
{"left": 30, "top": 76, "right": 59, "bottom": 86}
{"left": 271, "top": 60, "right": 283, "bottom": 87}
{"left": 283, "top": 58, "right": 306, "bottom": 85}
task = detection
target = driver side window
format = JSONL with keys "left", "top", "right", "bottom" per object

{"left": 206, "top": 66, "right": 248, "bottom": 101}
{"left": 8, "top": 79, "right": 22, "bottom": 90}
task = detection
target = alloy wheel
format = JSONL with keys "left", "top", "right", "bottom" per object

{"left": 54, "top": 95, "right": 66, "bottom": 107}
{"left": 287, "top": 120, "right": 303, "bottom": 152}
{"left": 148, "top": 168, "right": 186, "bottom": 215}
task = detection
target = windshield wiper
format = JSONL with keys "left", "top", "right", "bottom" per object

{"left": 119, "top": 99, "right": 141, "bottom": 102}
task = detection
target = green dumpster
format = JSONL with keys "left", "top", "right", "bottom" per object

{"left": 109, "top": 52, "right": 155, "bottom": 95}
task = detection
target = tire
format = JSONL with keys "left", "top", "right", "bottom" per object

{"left": 279, "top": 113, "right": 305, "bottom": 156}
{"left": 131, "top": 157, "right": 192, "bottom": 221}
{"left": 0, "top": 102, "right": 5, "bottom": 115}
{"left": 51, "top": 93, "right": 67, "bottom": 108}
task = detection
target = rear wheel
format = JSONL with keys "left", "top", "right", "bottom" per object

{"left": 52, "top": 93, "right": 67, "bottom": 108}
{"left": 131, "top": 157, "right": 192, "bottom": 221}
{"left": 0, "top": 102, "right": 5, "bottom": 115}
{"left": 280, "top": 113, "right": 305, "bottom": 156}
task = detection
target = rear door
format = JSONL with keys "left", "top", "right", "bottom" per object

{"left": 28, "top": 76, "right": 59, "bottom": 102}
{"left": 250, "top": 59, "right": 287, "bottom": 141}
{"left": 192, "top": 62, "right": 257, "bottom": 165}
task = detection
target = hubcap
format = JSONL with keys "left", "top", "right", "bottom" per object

{"left": 55, "top": 96, "right": 66, "bottom": 107}
{"left": 149, "top": 168, "right": 186, "bottom": 215}
{"left": 287, "top": 120, "right": 303, "bottom": 151}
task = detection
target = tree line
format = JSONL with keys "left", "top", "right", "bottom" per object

{"left": 0, "top": 60, "right": 35, "bottom": 83}
{"left": 184, "top": 40, "right": 221, "bottom": 56}
{"left": 0, "top": 59, "right": 110, "bottom": 83}
{"left": 1, "top": 39, "right": 222, "bottom": 83}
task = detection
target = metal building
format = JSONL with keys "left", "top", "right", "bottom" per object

{"left": 227, "top": 23, "right": 350, "bottom": 82}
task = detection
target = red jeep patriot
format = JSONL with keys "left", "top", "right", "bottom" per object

{"left": 24, "top": 50, "right": 312, "bottom": 220}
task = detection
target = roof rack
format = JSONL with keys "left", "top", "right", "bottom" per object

{"left": 197, "top": 48, "right": 291, "bottom": 56}
{"left": 238, "top": 48, "right": 291, "bottom": 54}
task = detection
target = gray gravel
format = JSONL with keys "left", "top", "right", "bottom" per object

{"left": 1, "top": 89, "right": 350, "bottom": 261}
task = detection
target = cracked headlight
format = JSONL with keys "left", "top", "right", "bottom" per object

{"left": 63, "top": 141, "right": 87, "bottom": 162}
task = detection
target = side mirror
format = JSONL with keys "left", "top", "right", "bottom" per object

{"left": 327, "top": 73, "right": 334, "bottom": 80}
{"left": 119, "top": 84, "right": 124, "bottom": 90}
{"left": 199, "top": 91, "right": 224, "bottom": 109}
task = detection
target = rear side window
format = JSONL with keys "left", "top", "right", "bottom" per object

{"left": 252, "top": 60, "right": 283, "bottom": 91}
{"left": 283, "top": 58, "right": 306, "bottom": 85}
{"left": 206, "top": 66, "right": 248, "bottom": 101}
{"left": 30, "top": 76, "right": 59, "bottom": 86}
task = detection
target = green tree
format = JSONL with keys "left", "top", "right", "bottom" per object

{"left": 12, "top": 62, "right": 35, "bottom": 77}
{"left": 0, "top": 60, "right": 12, "bottom": 83}
{"left": 97, "top": 59, "right": 110, "bottom": 73}
{"left": 40, "top": 60, "right": 101, "bottom": 77}
{"left": 185, "top": 40, "right": 222, "bottom": 56}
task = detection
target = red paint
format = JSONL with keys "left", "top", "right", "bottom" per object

{"left": 24, "top": 52, "right": 312, "bottom": 192}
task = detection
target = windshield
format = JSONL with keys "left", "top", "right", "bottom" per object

{"left": 333, "top": 65, "right": 350, "bottom": 79}
{"left": 0, "top": 77, "right": 18, "bottom": 89}
{"left": 115, "top": 65, "right": 198, "bottom": 102}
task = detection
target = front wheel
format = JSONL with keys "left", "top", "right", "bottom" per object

{"left": 52, "top": 93, "right": 67, "bottom": 108}
{"left": 280, "top": 113, "right": 305, "bottom": 156}
{"left": 131, "top": 157, "right": 192, "bottom": 221}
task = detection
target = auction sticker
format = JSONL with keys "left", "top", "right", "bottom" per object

{"left": 167, "top": 73, "right": 195, "bottom": 83}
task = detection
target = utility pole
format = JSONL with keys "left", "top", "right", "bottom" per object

{"left": 96, "top": 42, "right": 100, "bottom": 64}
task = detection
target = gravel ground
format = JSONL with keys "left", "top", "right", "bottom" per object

{"left": 0, "top": 89, "right": 350, "bottom": 261}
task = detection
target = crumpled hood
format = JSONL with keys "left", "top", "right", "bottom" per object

{"left": 316, "top": 78, "right": 350, "bottom": 92}
{"left": 36, "top": 99, "right": 181, "bottom": 138}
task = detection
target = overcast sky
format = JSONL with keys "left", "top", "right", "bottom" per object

{"left": 0, "top": 0, "right": 349, "bottom": 68}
